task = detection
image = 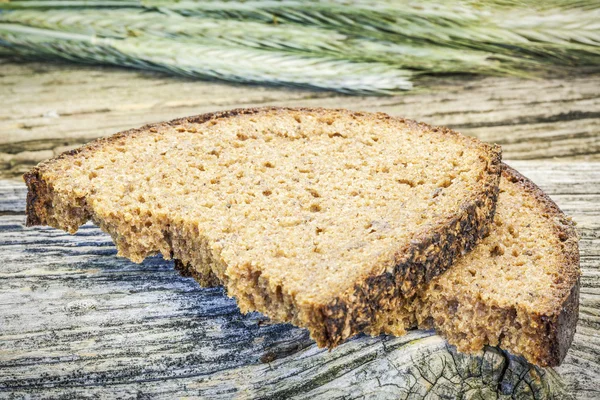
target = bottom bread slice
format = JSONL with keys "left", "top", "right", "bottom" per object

{"left": 179, "top": 164, "right": 579, "bottom": 367}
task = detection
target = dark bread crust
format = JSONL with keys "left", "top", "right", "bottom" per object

{"left": 500, "top": 165, "right": 580, "bottom": 366}
{"left": 24, "top": 107, "right": 502, "bottom": 349}
{"left": 318, "top": 189, "right": 498, "bottom": 346}
{"left": 24, "top": 169, "right": 52, "bottom": 227}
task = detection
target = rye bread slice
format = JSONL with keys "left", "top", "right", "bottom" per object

{"left": 24, "top": 107, "right": 501, "bottom": 348}
{"left": 367, "top": 165, "right": 580, "bottom": 367}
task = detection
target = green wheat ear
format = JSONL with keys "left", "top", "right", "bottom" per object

{"left": 0, "top": 23, "right": 414, "bottom": 94}
{"left": 0, "top": 0, "right": 598, "bottom": 94}
{"left": 0, "top": 9, "right": 536, "bottom": 76}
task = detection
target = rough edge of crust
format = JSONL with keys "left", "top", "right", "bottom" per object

{"left": 24, "top": 168, "right": 51, "bottom": 227}
{"left": 500, "top": 164, "right": 580, "bottom": 367}
{"left": 23, "top": 106, "right": 502, "bottom": 348}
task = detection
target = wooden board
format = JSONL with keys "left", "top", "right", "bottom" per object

{"left": 1, "top": 59, "right": 599, "bottom": 180}
{"left": 0, "top": 59, "right": 598, "bottom": 399}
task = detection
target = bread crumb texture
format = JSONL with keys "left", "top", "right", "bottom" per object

{"left": 25, "top": 107, "right": 502, "bottom": 349}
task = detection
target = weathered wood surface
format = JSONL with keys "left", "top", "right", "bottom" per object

{"left": 1, "top": 59, "right": 599, "bottom": 179}
{"left": 0, "top": 59, "right": 599, "bottom": 399}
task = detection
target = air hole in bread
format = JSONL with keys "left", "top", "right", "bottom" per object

{"left": 309, "top": 204, "right": 322, "bottom": 212}
{"left": 397, "top": 179, "right": 415, "bottom": 187}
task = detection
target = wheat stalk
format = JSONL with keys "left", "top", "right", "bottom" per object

{"left": 0, "top": 0, "right": 598, "bottom": 94}
{"left": 2, "top": 3, "right": 599, "bottom": 60}
{"left": 139, "top": 0, "right": 600, "bottom": 64}
{"left": 0, "top": 9, "right": 531, "bottom": 75}
{"left": 0, "top": 23, "right": 414, "bottom": 94}
{"left": 0, "top": 1, "right": 140, "bottom": 8}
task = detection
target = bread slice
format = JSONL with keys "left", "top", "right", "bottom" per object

{"left": 367, "top": 165, "right": 580, "bottom": 367}
{"left": 24, "top": 107, "right": 501, "bottom": 348}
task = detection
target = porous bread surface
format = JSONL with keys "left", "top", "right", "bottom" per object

{"left": 368, "top": 165, "right": 580, "bottom": 367}
{"left": 24, "top": 107, "right": 501, "bottom": 347}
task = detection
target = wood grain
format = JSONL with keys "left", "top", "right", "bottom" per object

{"left": 0, "top": 162, "right": 598, "bottom": 399}
{"left": 1, "top": 59, "right": 599, "bottom": 179}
